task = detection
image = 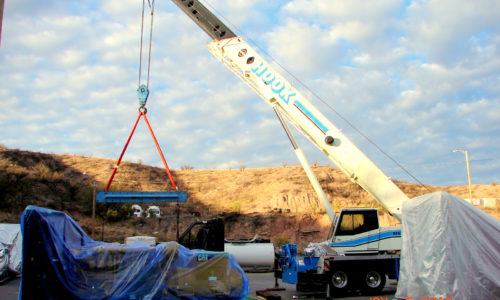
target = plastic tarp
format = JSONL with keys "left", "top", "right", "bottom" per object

{"left": 20, "top": 206, "right": 249, "bottom": 299}
{"left": 0, "top": 223, "right": 22, "bottom": 278}
{"left": 396, "top": 192, "right": 500, "bottom": 300}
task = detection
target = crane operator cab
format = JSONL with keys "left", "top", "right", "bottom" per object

{"left": 329, "top": 208, "right": 401, "bottom": 254}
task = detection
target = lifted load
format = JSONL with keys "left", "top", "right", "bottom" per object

{"left": 20, "top": 206, "right": 249, "bottom": 299}
{"left": 97, "top": 191, "right": 187, "bottom": 203}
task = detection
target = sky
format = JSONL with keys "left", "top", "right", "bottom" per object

{"left": 0, "top": 0, "right": 499, "bottom": 188}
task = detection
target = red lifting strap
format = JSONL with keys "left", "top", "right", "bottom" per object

{"left": 105, "top": 110, "right": 178, "bottom": 191}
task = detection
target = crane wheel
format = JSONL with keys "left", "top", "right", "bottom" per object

{"left": 361, "top": 269, "right": 386, "bottom": 295}
{"left": 329, "top": 270, "right": 350, "bottom": 295}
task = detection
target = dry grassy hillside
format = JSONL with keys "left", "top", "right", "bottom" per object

{"left": 1, "top": 145, "right": 499, "bottom": 249}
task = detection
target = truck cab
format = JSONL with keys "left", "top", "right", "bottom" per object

{"left": 330, "top": 208, "right": 401, "bottom": 254}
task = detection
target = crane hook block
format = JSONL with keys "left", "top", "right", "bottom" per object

{"left": 137, "top": 84, "right": 149, "bottom": 106}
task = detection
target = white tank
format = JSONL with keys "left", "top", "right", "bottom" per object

{"left": 224, "top": 242, "right": 275, "bottom": 272}
{"left": 125, "top": 236, "right": 157, "bottom": 246}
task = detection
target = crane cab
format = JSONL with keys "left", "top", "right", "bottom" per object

{"left": 329, "top": 208, "right": 401, "bottom": 254}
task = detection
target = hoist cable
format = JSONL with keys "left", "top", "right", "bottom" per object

{"left": 138, "top": 0, "right": 155, "bottom": 107}
{"left": 146, "top": 0, "right": 155, "bottom": 88}
{"left": 138, "top": 0, "right": 146, "bottom": 88}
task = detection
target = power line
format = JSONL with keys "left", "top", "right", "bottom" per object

{"left": 383, "top": 158, "right": 500, "bottom": 172}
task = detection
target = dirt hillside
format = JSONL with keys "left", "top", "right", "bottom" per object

{"left": 1, "top": 145, "right": 498, "bottom": 249}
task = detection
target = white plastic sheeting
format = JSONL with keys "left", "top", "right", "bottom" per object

{"left": 0, "top": 224, "right": 22, "bottom": 277}
{"left": 396, "top": 192, "right": 500, "bottom": 299}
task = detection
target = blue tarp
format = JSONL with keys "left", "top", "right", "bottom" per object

{"left": 20, "top": 206, "right": 249, "bottom": 299}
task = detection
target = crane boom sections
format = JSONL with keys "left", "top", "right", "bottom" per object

{"left": 171, "top": 0, "right": 235, "bottom": 41}
{"left": 172, "top": 0, "right": 409, "bottom": 220}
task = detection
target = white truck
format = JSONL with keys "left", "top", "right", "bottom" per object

{"left": 170, "top": 0, "right": 407, "bottom": 295}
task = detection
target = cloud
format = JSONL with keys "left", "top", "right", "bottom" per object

{"left": 0, "top": 0, "right": 499, "bottom": 187}
{"left": 401, "top": 0, "right": 500, "bottom": 66}
{"left": 458, "top": 98, "right": 500, "bottom": 132}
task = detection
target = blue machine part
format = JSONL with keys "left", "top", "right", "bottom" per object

{"left": 279, "top": 243, "right": 318, "bottom": 284}
{"left": 393, "top": 257, "right": 400, "bottom": 280}
{"left": 20, "top": 206, "right": 249, "bottom": 299}
{"left": 137, "top": 84, "right": 149, "bottom": 106}
{"left": 97, "top": 191, "right": 187, "bottom": 203}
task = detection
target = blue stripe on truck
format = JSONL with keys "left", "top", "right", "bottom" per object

{"left": 330, "top": 231, "right": 401, "bottom": 247}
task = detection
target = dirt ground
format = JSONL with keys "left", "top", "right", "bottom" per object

{"left": 1, "top": 273, "right": 396, "bottom": 300}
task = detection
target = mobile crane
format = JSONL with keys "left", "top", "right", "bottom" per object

{"left": 167, "top": 1, "right": 500, "bottom": 299}
{"left": 170, "top": 0, "right": 407, "bottom": 294}
{"left": 168, "top": 0, "right": 411, "bottom": 293}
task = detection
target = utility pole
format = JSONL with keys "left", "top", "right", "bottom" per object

{"left": 83, "top": 172, "right": 97, "bottom": 239}
{"left": 92, "top": 179, "right": 96, "bottom": 220}
{"left": 453, "top": 149, "right": 472, "bottom": 202}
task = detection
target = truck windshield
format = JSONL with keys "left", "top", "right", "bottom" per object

{"left": 336, "top": 210, "right": 379, "bottom": 236}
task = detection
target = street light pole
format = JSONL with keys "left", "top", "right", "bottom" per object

{"left": 453, "top": 149, "right": 472, "bottom": 202}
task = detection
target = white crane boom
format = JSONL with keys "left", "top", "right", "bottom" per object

{"left": 171, "top": 0, "right": 409, "bottom": 221}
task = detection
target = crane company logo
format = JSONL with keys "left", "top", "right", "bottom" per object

{"left": 243, "top": 55, "right": 297, "bottom": 105}
{"left": 233, "top": 47, "right": 329, "bottom": 134}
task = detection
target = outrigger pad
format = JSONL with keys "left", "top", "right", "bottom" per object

{"left": 97, "top": 191, "right": 187, "bottom": 203}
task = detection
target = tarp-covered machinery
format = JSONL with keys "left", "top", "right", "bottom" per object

{"left": 0, "top": 223, "right": 22, "bottom": 281}
{"left": 178, "top": 218, "right": 275, "bottom": 272}
{"left": 396, "top": 192, "right": 500, "bottom": 299}
{"left": 20, "top": 206, "right": 249, "bottom": 299}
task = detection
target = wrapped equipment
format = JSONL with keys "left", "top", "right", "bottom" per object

{"left": 20, "top": 206, "right": 249, "bottom": 299}
{"left": 396, "top": 192, "right": 500, "bottom": 299}
{"left": 0, "top": 223, "right": 22, "bottom": 278}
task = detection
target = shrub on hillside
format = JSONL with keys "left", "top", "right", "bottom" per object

{"left": 103, "top": 203, "right": 131, "bottom": 222}
{"left": 274, "top": 236, "right": 291, "bottom": 248}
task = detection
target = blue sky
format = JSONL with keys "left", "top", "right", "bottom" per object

{"left": 1, "top": 0, "right": 499, "bottom": 187}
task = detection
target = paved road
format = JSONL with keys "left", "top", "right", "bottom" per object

{"left": 247, "top": 272, "right": 397, "bottom": 300}
{"left": 0, "top": 276, "right": 20, "bottom": 299}
{"left": 2, "top": 273, "right": 396, "bottom": 299}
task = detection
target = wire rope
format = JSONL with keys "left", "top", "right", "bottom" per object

{"left": 138, "top": 0, "right": 156, "bottom": 107}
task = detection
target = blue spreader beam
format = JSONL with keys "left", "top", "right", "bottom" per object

{"left": 97, "top": 191, "right": 187, "bottom": 203}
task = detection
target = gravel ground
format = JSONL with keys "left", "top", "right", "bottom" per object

{"left": 247, "top": 272, "right": 397, "bottom": 300}
{"left": 1, "top": 272, "right": 397, "bottom": 300}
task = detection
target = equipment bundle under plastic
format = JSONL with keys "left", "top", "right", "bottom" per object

{"left": 19, "top": 206, "right": 249, "bottom": 299}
